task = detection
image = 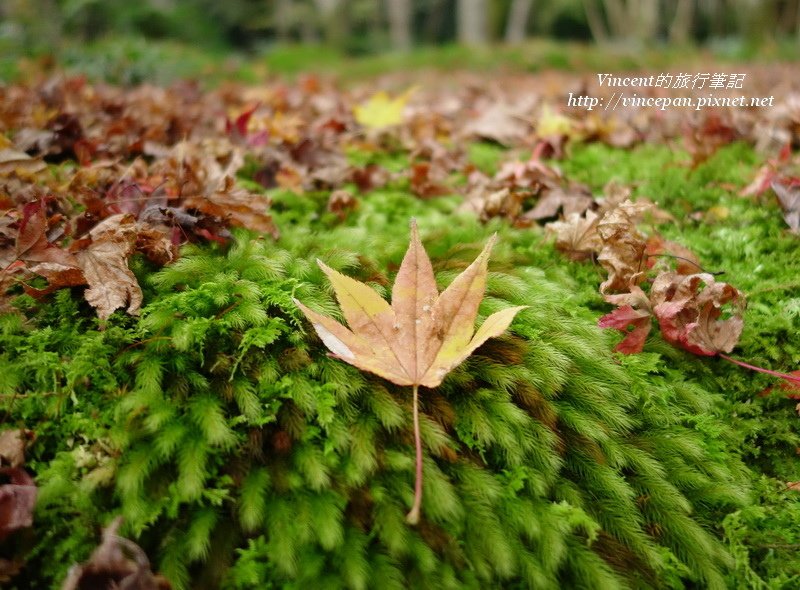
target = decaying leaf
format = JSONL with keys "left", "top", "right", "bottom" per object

{"left": 0, "top": 428, "right": 37, "bottom": 546}
{"left": 650, "top": 272, "right": 745, "bottom": 356}
{"left": 546, "top": 210, "right": 602, "bottom": 261}
{"left": 597, "top": 200, "right": 652, "bottom": 293}
{"left": 0, "top": 468, "right": 36, "bottom": 542}
{"left": 0, "top": 429, "right": 34, "bottom": 468}
{"left": 463, "top": 101, "right": 532, "bottom": 146}
{"left": 326, "top": 190, "right": 357, "bottom": 220}
{"left": 644, "top": 235, "right": 702, "bottom": 275}
{"left": 184, "top": 175, "right": 279, "bottom": 239}
{"left": 522, "top": 185, "right": 594, "bottom": 222}
{"left": 771, "top": 179, "right": 800, "bottom": 234}
{"left": 409, "top": 162, "right": 451, "bottom": 198}
{"left": 599, "top": 272, "right": 744, "bottom": 357}
{"left": 75, "top": 214, "right": 143, "bottom": 320}
{"left": 598, "top": 285, "right": 652, "bottom": 354}
{"left": 61, "top": 517, "right": 170, "bottom": 590}
{"left": 294, "top": 220, "right": 526, "bottom": 524}
{"left": 0, "top": 149, "right": 47, "bottom": 176}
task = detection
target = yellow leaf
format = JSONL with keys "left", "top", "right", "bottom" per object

{"left": 354, "top": 87, "right": 417, "bottom": 130}
{"left": 536, "top": 104, "right": 574, "bottom": 138}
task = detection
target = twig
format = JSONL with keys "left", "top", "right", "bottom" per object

{"left": 719, "top": 353, "right": 800, "bottom": 386}
{"left": 645, "top": 253, "right": 725, "bottom": 276}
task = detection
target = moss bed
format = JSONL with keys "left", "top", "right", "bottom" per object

{"left": 2, "top": 138, "right": 799, "bottom": 588}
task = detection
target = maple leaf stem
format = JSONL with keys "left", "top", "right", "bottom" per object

{"left": 719, "top": 353, "right": 800, "bottom": 386}
{"left": 406, "top": 383, "right": 423, "bottom": 525}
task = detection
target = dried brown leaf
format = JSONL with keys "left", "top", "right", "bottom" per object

{"left": 597, "top": 200, "right": 651, "bottom": 294}
{"left": 545, "top": 210, "right": 602, "bottom": 261}
{"left": 771, "top": 179, "right": 800, "bottom": 234}
{"left": 0, "top": 467, "right": 36, "bottom": 542}
{"left": 0, "top": 149, "right": 47, "bottom": 176}
{"left": 61, "top": 517, "right": 170, "bottom": 590}
{"left": 76, "top": 214, "right": 143, "bottom": 320}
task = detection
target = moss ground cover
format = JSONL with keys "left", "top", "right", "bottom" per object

{"left": 2, "top": 132, "right": 799, "bottom": 588}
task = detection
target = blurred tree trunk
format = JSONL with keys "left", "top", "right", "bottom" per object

{"left": 386, "top": 0, "right": 412, "bottom": 51}
{"left": 593, "top": 0, "right": 659, "bottom": 42}
{"left": 505, "top": 0, "right": 533, "bottom": 43}
{"left": 313, "top": 0, "right": 349, "bottom": 48}
{"left": 669, "top": 0, "right": 693, "bottom": 43}
{"left": 274, "top": 0, "right": 291, "bottom": 42}
{"left": 795, "top": 2, "right": 800, "bottom": 43}
{"left": 582, "top": 0, "right": 609, "bottom": 41}
{"left": 458, "top": 0, "right": 489, "bottom": 45}
{"left": 424, "top": 0, "right": 448, "bottom": 43}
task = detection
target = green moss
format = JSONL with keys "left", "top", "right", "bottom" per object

{"left": 2, "top": 142, "right": 797, "bottom": 588}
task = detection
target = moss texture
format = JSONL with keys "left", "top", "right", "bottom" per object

{"left": 2, "top": 142, "right": 798, "bottom": 589}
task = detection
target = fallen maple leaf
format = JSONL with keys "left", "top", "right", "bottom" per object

{"left": 0, "top": 149, "right": 46, "bottom": 176}
{"left": 354, "top": 87, "right": 416, "bottom": 130}
{"left": 597, "top": 200, "right": 652, "bottom": 294}
{"left": 75, "top": 214, "right": 143, "bottom": 320}
{"left": 598, "top": 285, "right": 653, "bottom": 354}
{"left": 650, "top": 272, "right": 744, "bottom": 356}
{"left": 771, "top": 179, "right": 800, "bottom": 234}
{"left": 294, "top": 220, "right": 526, "bottom": 524}
{"left": 0, "top": 428, "right": 37, "bottom": 545}
{"left": 522, "top": 185, "right": 594, "bottom": 222}
{"left": 545, "top": 210, "right": 602, "bottom": 261}
{"left": 61, "top": 517, "right": 170, "bottom": 590}
{"left": 463, "top": 101, "right": 532, "bottom": 146}
{"left": 645, "top": 235, "right": 702, "bottom": 275}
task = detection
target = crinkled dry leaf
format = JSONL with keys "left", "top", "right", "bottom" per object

{"left": 597, "top": 200, "right": 652, "bottom": 294}
{"left": 522, "top": 185, "right": 594, "bottom": 222}
{"left": 61, "top": 517, "right": 170, "bottom": 590}
{"left": 76, "top": 214, "right": 143, "bottom": 320}
{"left": 326, "top": 190, "right": 357, "bottom": 220}
{"left": 545, "top": 210, "right": 602, "bottom": 261}
{"left": 650, "top": 272, "right": 745, "bottom": 356}
{"left": 184, "top": 175, "right": 279, "bottom": 239}
{"left": 409, "top": 162, "right": 451, "bottom": 198}
{"left": 0, "top": 467, "right": 37, "bottom": 542}
{"left": 598, "top": 305, "right": 652, "bottom": 354}
{"left": 645, "top": 235, "right": 702, "bottom": 275}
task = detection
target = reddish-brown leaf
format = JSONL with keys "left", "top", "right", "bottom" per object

{"left": 650, "top": 272, "right": 745, "bottom": 356}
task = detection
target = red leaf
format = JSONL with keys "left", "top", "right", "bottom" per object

{"left": 598, "top": 305, "right": 652, "bottom": 354}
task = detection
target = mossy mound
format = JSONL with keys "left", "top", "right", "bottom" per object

{"left": 2, "top": 186, "right": 753, "bottom": 589}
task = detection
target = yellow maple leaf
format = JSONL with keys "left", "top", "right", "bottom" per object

{"left": 536, "top": 104, "right": 575, "bottom": 138}
{"left": 353, "top": 87, "right": 417, "bottom": 130}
